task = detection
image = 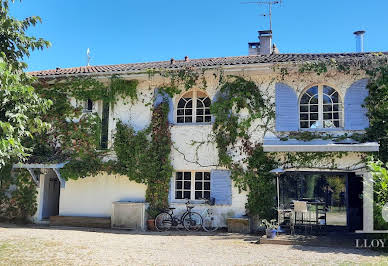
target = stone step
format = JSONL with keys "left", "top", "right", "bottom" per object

{"left": 50, "top": 216, "right": 111, "bottom": 229}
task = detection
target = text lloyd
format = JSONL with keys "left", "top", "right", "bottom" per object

{"left": 355, "top": 239, "right": 386, "bottom": 248}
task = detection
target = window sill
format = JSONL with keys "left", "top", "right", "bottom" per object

{"left": 299, "top": 128, "right": 345, "bottom": 132}
{"left": 170, "top": 199, "right": 208, "bottom": 205}
{"left": 172, "top": 122, "right": 213, "bottom": 127}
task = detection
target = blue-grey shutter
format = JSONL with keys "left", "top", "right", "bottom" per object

{"left": 153, "top": 88, "right": 164, "bottom": 108}
{"left": 154, "top": 88, "right": 174, "bottom": 124}
{"left": 344, "top": 79, "right": 369, "bottom": 130}
{"left": 168, "top": 177, "right": 174, "bottom": 203}
{"left": 275, "top": 83, "right": 299, "bottom": 131}
{"left": 210, "top": 170, "right": 232, "bottom": 205}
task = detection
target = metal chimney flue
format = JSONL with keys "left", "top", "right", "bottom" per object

{"left": 353, "top": 30, "right": 365, "bottom": 53}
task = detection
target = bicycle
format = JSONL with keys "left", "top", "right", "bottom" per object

{"left": 155, "top": 200, "right": 203, "bottom": 231}
{"left": 200, "top": 198, "right": 219, "bottom": 232}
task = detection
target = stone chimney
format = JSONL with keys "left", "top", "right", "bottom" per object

{"left": 248, "top": 30, "right": 278, "bottom": 55}
{"left": 259, "top": 30, "right": 272, "bottom": 55}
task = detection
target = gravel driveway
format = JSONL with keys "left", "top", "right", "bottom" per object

{"left": 0, "top": 223, "right": 386, "bottom": 265}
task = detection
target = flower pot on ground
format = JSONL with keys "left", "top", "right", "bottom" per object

{"left": 147, "top": 219, "right": 156, "bottom": 231}
{"left": 260, "top": 219, "right": 278, "bottom": 239}
{"left": 265, "top": 228, "right": 277, "bottom": 239}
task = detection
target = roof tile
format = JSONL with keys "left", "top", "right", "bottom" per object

{"left": 29, "top": 52, "right": 388, "bottom": 77}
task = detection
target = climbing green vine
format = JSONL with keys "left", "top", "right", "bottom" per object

{"left": 211, "top": 76, "right": 278, "bottom": 218}
{"left": 112, "top": 99, "right": 172, "bottom": 218}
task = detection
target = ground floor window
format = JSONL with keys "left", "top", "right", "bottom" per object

{"left": 175, "top": 171, "right": 211, "bottom": 200}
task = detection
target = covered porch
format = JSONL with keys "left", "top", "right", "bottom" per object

{"left": 263, "top": 133, "right": 383, "bottom": 234}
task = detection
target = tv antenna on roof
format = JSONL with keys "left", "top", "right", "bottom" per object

{"left": 241, "top": 1, "right": 282, "bottom": 31}
{"left": 86, "top": 48, "right": 91, "bottom": 66}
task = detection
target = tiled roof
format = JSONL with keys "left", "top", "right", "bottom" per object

{"left": 29, "top": 52, "right": 388, "bottom": 77}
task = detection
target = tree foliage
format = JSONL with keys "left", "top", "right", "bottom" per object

{"left": 0, "top": 0, "right": 51, "bottom": 69}
{"left": 0, "top": 62, "right": 51, "bottom": 167}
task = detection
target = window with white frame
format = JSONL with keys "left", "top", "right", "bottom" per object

{"left": 175, "top": 171, "right": 211, "bottom": 200}
{"left": 176, "top": 90, "right": 211, "bottom": 123}
{"left": 299, "top": 85, "right": 343, "bottom": 129}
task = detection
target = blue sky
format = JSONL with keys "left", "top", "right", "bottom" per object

{"left": 10, "top": 0, "right": 388, "bottom": 71}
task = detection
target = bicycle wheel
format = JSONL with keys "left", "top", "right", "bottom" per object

{"left": 183, "top": 212, "right": 203, "bottom": 231}
{"left": 155, "top": 212, "right": 172, "bottom": 231}
{"left": 202, "top": 213, "right": 219, "bottom": 232}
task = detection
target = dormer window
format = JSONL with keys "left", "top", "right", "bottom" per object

{"left": 176, "top": 90, "right": 211, "bottom": 124}
{"left": 299, "top": 85, "right": 343, "bottom": 129}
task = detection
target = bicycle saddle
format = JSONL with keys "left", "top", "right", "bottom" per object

{"left": 168, "top": 207, "right": 175, "bottom": 210}
{"left": 187, "top": 206, "right": 194, "bottom": 209}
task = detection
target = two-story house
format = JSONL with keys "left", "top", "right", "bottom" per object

{"left": 19, "top": 31, "right": 385, "bottom": 232}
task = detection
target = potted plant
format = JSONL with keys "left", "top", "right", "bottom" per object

{"left": 146, "top": 208, "right": 159, "bottom": 231}
{"left": 260, "top": 219, "right": 278, "bottom": 239}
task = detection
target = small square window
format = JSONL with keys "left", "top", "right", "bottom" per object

{"left": 300, "top": 121, "right": 309, "bottom": 128}
{"left": 184, "top": 172, "right": 191, "bottom": 180}
{"left": 196, "top": 116, "right": 204, "bottom": 122}
{"left": 310, "top": 113, "right": 318, "bottom": 120}
{"left": 183, "top": 191, "right": 191, "bottom": 199}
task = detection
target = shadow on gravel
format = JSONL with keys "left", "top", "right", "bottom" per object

{"left": 290, "top": 244, "right": 386, "bottom": 258}
{"left": 0, "top": 222, "right": 247, "bottom": 238}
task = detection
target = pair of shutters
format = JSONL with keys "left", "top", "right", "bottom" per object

{"left": 168, "top": 170, "right": 232, "bottom": 205}
{"left": 275, "top": 79, "right": 369, "bottom": 131}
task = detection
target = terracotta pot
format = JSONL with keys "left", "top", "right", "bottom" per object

{"left": 147, "top": 219, "right": 156, "bottom": 231}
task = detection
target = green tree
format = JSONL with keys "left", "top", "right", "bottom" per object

{"left": 0, "top": 0, "right": 52, "bottom": 166}
{"left": 0, "top": 62, "right": 51, "bottom": 167}
{"left": 0, "top": 0, "right": 51, "bottom": 69}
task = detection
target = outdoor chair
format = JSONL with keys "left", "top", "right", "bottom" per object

{"left": 293, "top": 200, "right": 313, "bottom": 234}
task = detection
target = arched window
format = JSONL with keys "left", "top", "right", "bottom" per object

{"left": 299, "top": 85, "right": 343, "bottom": 129}
{"left": 176, "top": 90, "right": 211, "bottom": 123}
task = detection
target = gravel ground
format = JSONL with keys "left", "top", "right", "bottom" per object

{"left": 0, "top": 223, "right": 386, "bottom": 265}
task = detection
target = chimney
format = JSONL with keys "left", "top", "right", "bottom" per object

{"left": 353, "top": 30, "right": 365, "bottom": 53}
{"left": 259, "top": 30, "right": 273, "bottom": 55}
{"left": 248, "top": 42, "right": 260, "bottom": 55}
{"left": 248, "top": 30, "right": 275, "bottom": 55}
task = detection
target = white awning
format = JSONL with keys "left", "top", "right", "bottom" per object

{"left": 263, "top": 142, "right": 379, "bottom": 152}
{"left": 263, "top": 133, "right": 379, "bottom": 152}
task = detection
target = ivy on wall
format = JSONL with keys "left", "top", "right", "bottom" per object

{"left": 0, "top": 167, "right": 37, "bottom": 221}
{"left": 112, "top": 99, "right": 172, "bottom": 218}
{"left": 211, "top": 76, "right": 278, "bottom": 218}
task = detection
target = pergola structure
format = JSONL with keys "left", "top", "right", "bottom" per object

{"left": 13, "top": 162, "right": 68, "bottom": 188}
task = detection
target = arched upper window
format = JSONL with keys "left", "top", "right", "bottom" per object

{"left": 299, "top": 85, "right": 343, "bottom": 129}
{"left": 176, "top": 90, "right": 211, "bottom": 123}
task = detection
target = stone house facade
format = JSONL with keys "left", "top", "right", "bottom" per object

{"left": 23, "top": 50, "right": 385, "bottom": 230}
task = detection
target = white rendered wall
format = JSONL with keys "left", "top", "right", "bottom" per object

{"left": 59, "top": 173, "right": 147, "bottom": 217}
